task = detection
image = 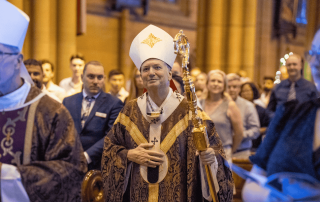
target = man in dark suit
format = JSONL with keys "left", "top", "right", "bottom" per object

{"left": 63, "top": 61, "right": 124, "bottom": 170}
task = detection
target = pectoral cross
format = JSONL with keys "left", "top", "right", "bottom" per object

{"left": 151, "top": 137, "right": 158, "bottom": 145}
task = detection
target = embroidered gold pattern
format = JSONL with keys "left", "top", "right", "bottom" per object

{"left": 141, "top": 33, "right": 162, "bottom": 48}
{"left": 148, "top": 183, "right": 159, "bottom": 202}
{"left": 1, "top": 107, "right": 28, "bottom": 165}
{"left": 116, "top": 112, "right": 190, "bottom": 202}
{"left": 114, "top": 113, "right": 148, "bottom": 145}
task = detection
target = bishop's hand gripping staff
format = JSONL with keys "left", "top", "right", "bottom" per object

{"left": 174, "top": 30, "right": 219, "bottom": 202}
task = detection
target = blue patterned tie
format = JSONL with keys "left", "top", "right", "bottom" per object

{"left": 81, "top": 96, "right": 95, "bottom": 128}
{"left": 287, "top": 82, "right": 296, "bottom": 101}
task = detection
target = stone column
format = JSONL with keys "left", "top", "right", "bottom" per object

{"left": 226, "top": 0, "right": 244, "bottom": 74}
{"left": 49, "top": 0, "right": 58, "bottom": 84}
{"left": 32, "top": 0, "right": 50, "bottom": 60}
{"left": 306, "top": 0, "right": 319, "bottom": 49}
{"left": 57, "top": 0, "right": 77, "bottom": 82}
{"left": 196, "top": 0, "right": 207, "bottom": 71}
{"left": 7, "top": 0, "right": 23, "bottom": 10}
{"left": 119, "top": 9, "right": 131, "bottom": 82}
{"left": 242, "top": 0, "right": 257, "bottom": 80}
{"left": 203, "top": 0, "right": 227, "bottom": 72}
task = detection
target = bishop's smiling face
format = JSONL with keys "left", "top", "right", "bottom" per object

{"left": 140, "top": 59, "right": 172, "bottom": 91}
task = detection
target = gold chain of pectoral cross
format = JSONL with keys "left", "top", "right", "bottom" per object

{"left": 146, "top": 94, "right": 155, "bottom": 112}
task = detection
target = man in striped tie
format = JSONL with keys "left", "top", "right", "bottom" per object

{"left": 267, "top": 53, "right": 318, "bottom": 112}
{"left": 63, "top": 61, "right": 124, "bottom": 170}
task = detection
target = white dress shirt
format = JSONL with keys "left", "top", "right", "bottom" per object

{"left": 59, "top": 77, "right": 82, "bottom": 96}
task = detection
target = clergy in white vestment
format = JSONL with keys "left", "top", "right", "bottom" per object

{"left": 0, "top": 1, "right": 87, "bottom": 201}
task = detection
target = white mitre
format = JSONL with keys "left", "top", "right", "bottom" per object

{"left": 0, "top": 0, "right": 32, "bottom": 84}
{"left": 0, "top": 0, "right": 29, "bottom": 51}
{"left": 129, "top": 24, "right": 177, "bottom": 70}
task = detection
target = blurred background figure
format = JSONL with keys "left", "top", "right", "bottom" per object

{"left": 190, "top": 67, "right": 201, "bottom": 82}
{"left": 171, "top": 60, "right": 182, "bottom": 76}
{"left": 127, "top": 68, "right": 144, "bottom": 101}
{"left": 227, "top": 73, "right": 260, "bottom": 158}
{"left": 240, "top": 82, "right": 271, "bottom": 151}
{"left": 108, "top": 69, "right": 128, "bottom": 103}
{"left": 267, "top": 53, "right": 318, "bottom": 112}
{"left": 172, "top": 73, "right": 185, "bottom": 95}
{"left": 279, "top": 65, "right": 289, "bottom": 81}
{"left": 195, "top": 72, "right": 208, "bottom": 99}
{"left": 255, "top": 76, "right": 274, "bottom": 108}
{"left": 59, "top": 53, "right": 85, "bottom": 96}
{"left": 24, "top": 59, "right": 61, "bottom": 102}
{"left": 200, "top": 70, "right": 243, "bottom": 162}
{"left": 41, "top": 59, "right": 66, "bottom": 101}
{"left": 237, "top": 70, "right": 251, "bottom": 84}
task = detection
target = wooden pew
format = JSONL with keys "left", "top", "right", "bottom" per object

{"left": 232, "top": 156, "right": 253, "bottom": 202}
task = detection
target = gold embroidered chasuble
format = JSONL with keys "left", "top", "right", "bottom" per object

{"left": 0, "top": 86, "right": 87, "bottom": 201}
{"left": 102, "top": 92, "right": 233, "bottom": 202}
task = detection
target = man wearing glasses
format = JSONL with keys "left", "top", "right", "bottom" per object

{"left": 267, "top": 53, "right": 318, "bottom": 112}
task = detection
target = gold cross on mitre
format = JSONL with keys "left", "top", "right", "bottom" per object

{"left": 141, "top": 33, "right": 162, "bottom": 48}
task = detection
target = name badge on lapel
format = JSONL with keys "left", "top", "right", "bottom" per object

{"left": 95, "top": 112, "right": 107, "bottom": 118}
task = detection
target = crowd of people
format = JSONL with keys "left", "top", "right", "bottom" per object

{"left": 1, "top": 1, "right": 320, "bottom": 201}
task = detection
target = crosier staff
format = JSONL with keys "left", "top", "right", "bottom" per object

{"left": 173, "top": 30, "right": 219, "bottom": 202}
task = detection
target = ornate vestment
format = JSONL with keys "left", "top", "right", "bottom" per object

{"left": 0, "top": 86, "right": 87, "bottom": 201}
{"left": 102, "top": 91, "right": 233, "bottom": 202}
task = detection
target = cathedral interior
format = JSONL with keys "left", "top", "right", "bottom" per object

{"left": 8, "top": 0, "right": 319, "bottom": 93}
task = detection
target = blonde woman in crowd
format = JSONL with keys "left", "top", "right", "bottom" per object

{"left": 200, "top": 70, "right": 243, "bottom": 162}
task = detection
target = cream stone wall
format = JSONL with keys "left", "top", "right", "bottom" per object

{"left": 7, "top": 0, "right": 320, "bottom": 87}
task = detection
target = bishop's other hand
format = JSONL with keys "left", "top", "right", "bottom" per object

{"left": 199, "top": 148, "right": 216, "bottom": 165}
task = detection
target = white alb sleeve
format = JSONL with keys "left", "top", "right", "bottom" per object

{"left": 199, "top": 156, "right": 219, "bottom": 201}
{"left": 1, "top": 163, "right": 29, "bottom": 202}
{"left": 84, "top": 152, "right": 92, "bottom": 164}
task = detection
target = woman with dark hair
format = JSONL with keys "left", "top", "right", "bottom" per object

{"left": 240, "top": 82, "right": 271, "bottom": 150}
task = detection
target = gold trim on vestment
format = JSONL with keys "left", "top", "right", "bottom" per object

{"left": 160, "top": 114, "right": 189, "bottom": 153}
{"left": 148, "top": 183, "right": 159, "bottom": 201}
{"left": 115, "top": 112, "right": 190, "bottom": 202}
{"left": 199, "top": 111, "right": 211, "bottom": 121}
{"left": 23, "top": 98, "right": 41, "bottom": 165}
{"left": 114, "top": 113, "right": 148, "bottom": 145}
